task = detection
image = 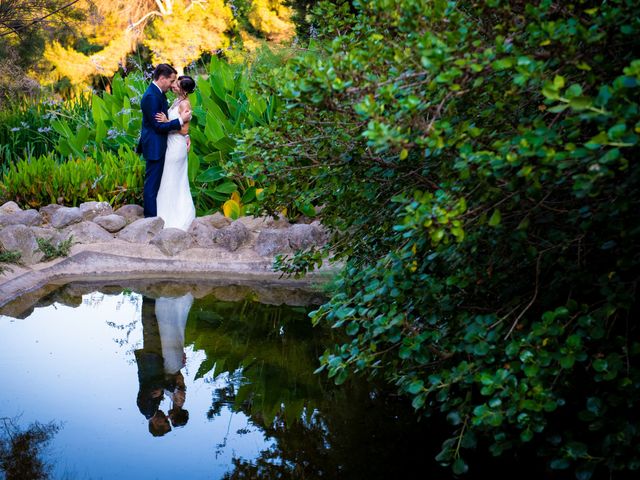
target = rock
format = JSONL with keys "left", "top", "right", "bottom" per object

{"left": 0, "top": 201, "right": 21, "bottom": 214}
{"left": 39, "top": 204, "right": 63, "bottom": 223}
{"left": 0, "top": 224, "right": 43, "bottom": 265}
{"left": 139, "top": 283, "right": 196, "bottom": 298}
{"left": 114, "top": 204, "right": 144, "bottom": 224}
{"left": 187, "top": 218, "right": 217, "bottom": 247}
{"left": 61, "top": 221, "right": 113, "bottom": 244}
{"left": 207, "top": 285, "right": 252, "bottom": 302}
{"left": 0, "top": 209, "right": 43, "bottom": 228}
{"left": 48, "top": 287, "right": 83, "bottom": 308}
{"left": 79, "top": 201, "right": 113, "bottom": 221}
{"left": 238, "top": 215, "right": 290, "bottom": 231}
{"left": 150, "top": 228, "right": 194, "bottom": 256}
{"left": 255, "top": 228, "right": 291, "bottom": 256}
{"left": 212, "top": 220, "right": 250, "bottom": 252}
{"left": 253, "top": 286, "right": 326, "bottom": 306}
{"left": 50, "top": 207, "right": 83, "bottom": 228}
{"left": 93, "top": 214, "right": 127, "bottom": 233}
{"left": 30, "top": 226, "right": 62, "bottom": 244}
{"left": 199, "top": 212, "right": 231, "bottom": 229}
{"left": 117, "top": 217, "right": 164, "bottom": 243}
{"left": 288, "top": 223, "right": 328, "bottom": 250}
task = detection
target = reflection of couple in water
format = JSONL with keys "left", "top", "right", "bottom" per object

{"left": 135, "top": 293, "right": 193, "bottom": 437}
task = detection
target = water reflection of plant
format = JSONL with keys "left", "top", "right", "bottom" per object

{"left": 185, "top": 296, "right": 463, "bottom": 479}
{"left": 0, "top": 417, "right": 60, "bottom": 480}
{"left": 104, "top": 292, "right": 143, "bottom": 354}
{"left": 219, "top": 380, "right": 459, "bottom": 480}
{"left": 186, "top": 296, "right": 327, "bottom": 427}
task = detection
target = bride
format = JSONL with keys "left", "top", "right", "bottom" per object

{"left": 155, "top": 75, "right": 197, "bottom": 231}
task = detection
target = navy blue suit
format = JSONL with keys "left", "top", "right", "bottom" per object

{"left": 137, "top": 83, "right": 182, "bottom": 217}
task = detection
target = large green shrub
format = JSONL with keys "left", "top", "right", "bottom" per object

{"left": 190, "top": 56, "right": 279, "bottom": 214}
{"left": 230, "top": 0, "right": 640, "bottom": 476}
{"left": 0, "top": 146, "right": 144, "bottom": 207}
{"left": 0, "top": 96, "right": 91, "bottom": 172}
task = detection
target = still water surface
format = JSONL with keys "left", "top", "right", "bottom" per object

{"left": 0, "top": 283, "right": 447, "bottom": 480}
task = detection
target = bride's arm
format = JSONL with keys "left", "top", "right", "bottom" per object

{"left": 177, "top": 100, "right": 191, "bottom": 136}
{"left": 178, "top": 100, "right": 192, "bottom": 151}
{"left": 155, "top": 112, "right": 169, "bottom": 122}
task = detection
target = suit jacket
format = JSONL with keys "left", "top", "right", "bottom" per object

{"left": 135, "top": 296, "right": 166, "bottom": 419}
{"left": 137, "top": 83, "right": 182, "bottom": 161}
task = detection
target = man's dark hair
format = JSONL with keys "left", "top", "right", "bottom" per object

{"left": 153, "top": 63, "right": 177, "bottom": 80}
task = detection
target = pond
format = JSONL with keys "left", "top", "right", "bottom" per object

{"left": 0, "top": 280, "right": 551, "bottom": 480}
{"left": 0, "top": 280, "right": 451, "bottom": 480}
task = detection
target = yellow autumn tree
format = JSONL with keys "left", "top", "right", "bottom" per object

{"left": 44, "top": 33, "right": 135, "bottom": 86}
{"left": 247, "top": 0, "right": 295, "bottom": 43}
{"left": 42, "top": 0, "right": 143, "bottom": 86}
{"left": 144, "top": 0, "right": 234, "bottom": 74}
{"left": 42, "top": 0, "right": 234, "bottom": 86}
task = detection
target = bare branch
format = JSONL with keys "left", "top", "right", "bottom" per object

{"left": 0, "top": 0, "right": 83, "bottom": 38}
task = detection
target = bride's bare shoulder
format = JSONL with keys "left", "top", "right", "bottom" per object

{"left": 178, "top": 99, "right": 192, "bottom": 112}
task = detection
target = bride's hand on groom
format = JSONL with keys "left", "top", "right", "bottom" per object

{"left": 180, "top": 109, "right": 192, "bottom": 124}
{"left": 155, "top": 112, "right": 169, "bottom": 123}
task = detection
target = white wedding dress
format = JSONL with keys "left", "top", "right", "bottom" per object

{"left": 155, "top": 293, "right": 193, "bottom": 375}
{"left": 157, "top": 100, "right": 196, "bottom": 231}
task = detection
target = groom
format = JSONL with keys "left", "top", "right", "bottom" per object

{"left": 137, "top": 64, "right": 191, "bottom": 218}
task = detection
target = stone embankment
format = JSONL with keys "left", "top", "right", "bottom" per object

{"left": 0, "top": 200, "right": 334, "bottom": 310}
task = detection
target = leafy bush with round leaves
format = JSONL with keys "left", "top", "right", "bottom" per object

{"left": 230, "top": 0, "right": 640, "bottom": 476}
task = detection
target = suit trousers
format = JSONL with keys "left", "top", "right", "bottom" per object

{"left": 143, "top": 158, "right": 165, "bottom": 218}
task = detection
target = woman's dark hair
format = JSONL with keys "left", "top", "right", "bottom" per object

{"left": 178, "top": 75, "right": 196, "bottom": 94}
{"left": 153, "top": 63, "right": 177, "bottom": 80}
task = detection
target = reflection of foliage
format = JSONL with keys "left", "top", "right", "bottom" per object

{"left": 186, "top": 295, "right": 460, "bottom": 478}
{"left": 186, "top": 296, "right": 326, "bottom": 426}
{"left": 0, "top": 417, "right": 60, "bottom": 480}
{"left": 105, "top": 292, "right": 143, "bottom": 353}
{"left": 220, "top": 380, "right": 483, "bottom": 480}
{"left": 189, "top": 293, "right": 546, "bottom": 478}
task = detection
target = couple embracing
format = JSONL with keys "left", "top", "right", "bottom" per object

{"left": 137, "top": 63, "right": 196, "bottom": 230}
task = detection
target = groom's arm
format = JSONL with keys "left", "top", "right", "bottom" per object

{"left": 141, "top": 93, "right": 181, "bottom": 133}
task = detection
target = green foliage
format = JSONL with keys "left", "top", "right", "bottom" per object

{"left": 1, "top": 56, "right": 278, "bottom": 213}
{"left": 36, "top": 236, "right": 74, "bottom": 261}
{"left": 90, "top": 58, "right": 278, "bottom": 216}
{"left": 230, "top": 0, "right": 640, "bottom": 476}
{"left": 0, "top": 248, "right": 21, "bottom": 275}
{"left": 0, "top": 96, "right": 91, "bottom": 172}
{"left": 0, "top": 146, "right": 144, "bottom": 208}
{"left": 190, "top": 56, "right": 278, "bottom": 214}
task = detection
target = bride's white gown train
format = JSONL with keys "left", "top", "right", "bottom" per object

{"left": 157, "top": 100, "right": 196, "bottom": 231}
{"left": 155, "top": 293, "right": 193, "bottom": 375}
